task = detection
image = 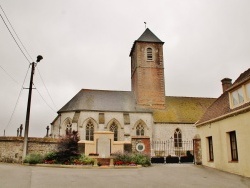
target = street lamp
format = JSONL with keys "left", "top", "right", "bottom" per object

{"left": 22, "top": 55, "right": 43, "bottom": 161}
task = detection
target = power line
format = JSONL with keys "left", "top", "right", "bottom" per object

{"left": 0, "top": 5, "right": 34, "bottom": 62}
{"left": 0, "top": 64, "right": 19, "bottom": 84}
{"left": 37, "top": 67, "right": 58, "bottom": 110}
{"left": 0, "top": 12, "right": 31, "bottom": 64}
{"left": 33, "top": 83, "right": 57, "bottom": 113}
{"left": 1, "top": 5, "right": 57, "bottom": 111}
{"left": 4, "top": 64, "right": 31, "bottom": 133}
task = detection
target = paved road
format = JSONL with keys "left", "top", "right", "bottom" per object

{"left": 0, "top": 163, "right": 250, "bottom": 188}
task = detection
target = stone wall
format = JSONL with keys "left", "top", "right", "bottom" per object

{"left": 153, "top": 123, "right": 197, "bottom": 141}
{"left": 0, "top": 137, "right": 59, "bottom": 163}
{"left": 52, "top": 111, "right": 154, "bottom": 142}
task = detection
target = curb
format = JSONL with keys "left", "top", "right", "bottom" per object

{"left": 23, "top": 163, "right": 142, "bottom": 169}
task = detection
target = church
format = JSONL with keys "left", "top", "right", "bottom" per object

{"left": 50, "top": 28, "right": 215, "bottom": 156}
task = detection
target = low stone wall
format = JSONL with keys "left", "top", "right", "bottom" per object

{"left": 0, "top": 137, "right": 59, "bottom": 163}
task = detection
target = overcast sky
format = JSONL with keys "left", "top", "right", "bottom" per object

{"left": 0, "top": 0, "right": 249, "bottom": 137}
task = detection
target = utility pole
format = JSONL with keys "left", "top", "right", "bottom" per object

{"left": 22, "top": 55, "right": 43, "bottom": 161}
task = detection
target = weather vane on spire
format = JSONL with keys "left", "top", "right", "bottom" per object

{"left": 144, "top": 22, "right": 147, "bottom": 29}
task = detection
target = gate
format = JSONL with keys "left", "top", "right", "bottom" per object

{"left": 151, "top": 140, "right": 194, "bottom": 163}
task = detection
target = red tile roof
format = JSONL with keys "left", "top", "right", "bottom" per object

{"left": 197, "top": 68, "right": 250, "bottom": 126}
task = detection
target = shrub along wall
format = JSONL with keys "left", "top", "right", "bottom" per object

{"left": 0, "top": 137, "right": 59, "bottom": 163}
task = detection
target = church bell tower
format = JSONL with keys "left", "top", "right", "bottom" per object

{"left": 130, "top": 28, "right": 165, "bottom": 109}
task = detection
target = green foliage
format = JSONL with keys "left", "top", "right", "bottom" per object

{"left": 56, "top": 131, "right": 80, "bottom": 164}
{"left": 24, "top": 153, "right": 43, "bottom": 164}
{"left": 112, "top": 152, "right": 151, "bottom": 167}
{"left": 78, "top": 154, "right": 94, "bottom": 165}
{"left": 113, "top": 152, "right": 132, "bottom": 164}
{"left": 131, "top": 153, "right": 151, "bottom": 167}
{"left": 44, "top": 152, "right": 57, "bottom": 161}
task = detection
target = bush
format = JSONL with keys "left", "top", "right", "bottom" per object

{"left": 43, "top": 152, "right": 57, "bottom": 164}
{"left": 113, "top": 152, "right": 132, "bottom": 165}
{"left": 42, "top": 131, "right": 80, "bottom": 164}
{"left": 44, "top": 152, "right": 57, "bottom": 161}
{"left": 131, "top": 153, "right": 151, "bottom": 167}
{"left": 24, "top": 153, "right": 43, "bottom": 164}
{"left": 113, "top": 152, "right": 151, "bottom": 167}
{"left": 78, "top": 154, "right": 94, "bottom": 165}
{"left": 56, "top": 131, "right": 80, "bottom": 164}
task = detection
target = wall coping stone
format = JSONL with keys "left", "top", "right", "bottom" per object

{"left": 0, "top": 136, "right": 59, "bottom": 143}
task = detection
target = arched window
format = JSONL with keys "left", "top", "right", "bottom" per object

{"left": 109, "top": 122, "right": 118, "bottom": 141}
{"left": 174, "top": 128, "right": 182, "bottom": 147}
{"left": 136, "top": 123, "right": 144, "bottom": 136}
{"left": 66, "top": 123, "right": 72, "bottom": 135}
{"left": 86, "top": 121, "right": 94, "bottom": 141}
{"left": 146, "top": 48, "right": 153, "bottom": 61}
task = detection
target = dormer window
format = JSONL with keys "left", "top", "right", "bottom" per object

{"left": 146, "top": 47, "right": 153, "bottom": 61}
{"left": 230, "top": 81, "right": 250, "bottom": 108}
{"left": 246, "top": 82, "right": 250, "bottom": 99}
{"left": 231, "top": 88, "right": 244, "bottom": 106}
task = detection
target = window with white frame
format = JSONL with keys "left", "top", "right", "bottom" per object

{"left": 86, "top": 121, "right": 94, "bottom": 141}
{"left": 109, "top": 122, "right": 118, "bottom": 141}
{"left": 231, "top": 88, "right": 244, "bottom": 106}
{"left": 66, "top": 123, "right": 72, "bottom": 135}
{"left": 230, "top": 81, "right": 250, "bottom": 108}
{"left": 146, "top": 48, "right": 153, "bottom": 61}
{"left": 174, "top": 128, "right": 182, "bottom": 147}
{"left": 246, "top": 82, "right": 250, "bottom": 99}
{"left": 136, "top": 123, "right": 144, "bottom": 136}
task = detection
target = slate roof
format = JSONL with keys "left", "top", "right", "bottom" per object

{"left": 129, "top": 28, "right": 164, "bottom": 56}
{"left": 58, "top": 89, "right": 151, "bottom": 113}
{"left": 197, "top": 68, "right": 250, "bottom": 126}
{"left": 58, "top": 90, "right": 215, "bottom": 124}
{"left": 137, "top": 28, "right": 163, "bottom": 43}
{"left": 153, "top": 96, "right": 215, "bottom": 124}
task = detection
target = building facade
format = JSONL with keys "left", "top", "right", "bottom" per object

{"left": 51, "top": 28, "right": 215, "bottom": 156}
{"left": 196, "top": 69, "right": 250, "bottom": 177}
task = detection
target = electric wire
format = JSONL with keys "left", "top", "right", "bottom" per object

{"left": 0, "top": 5, "right": 33, "bottom": 62}
{"left": 0, "top": 64, "right": 19, "bottom": 84}
{"left": 4, "top": 65, "right": 31, "bottom": 133}
{"left": 37, "top": 67, "right": 57, "bottom": 109}
{"left": 33, "top": 83, "right": 57, "bottom": 113}
{"left": 1, "top": 5, "right": 58, "bottom": 135}
{"left": 1, "top": 4, "right": 58, "bottom": 113}
{"left": 0, "top": 13, "right": 31, "bottom": 64}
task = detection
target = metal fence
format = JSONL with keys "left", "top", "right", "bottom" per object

{"left": 151, "top": 140, "right": 193, "bottom": 157}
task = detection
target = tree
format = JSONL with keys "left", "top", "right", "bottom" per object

{"left": 56, "top": 130, "right": 80, "bottom": 164}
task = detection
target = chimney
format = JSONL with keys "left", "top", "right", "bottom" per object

{"left": 221, "top": 78, "right": 232, "bottom": 93}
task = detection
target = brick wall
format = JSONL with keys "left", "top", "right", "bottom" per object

{"left": 131, "top": 136, "right": 150, "bottom": 155}
{"left": 131, "top": 42, "right": 165, "bottom": 109}
{"left": 193, "top": 135, "right": 202, "bottom": 165}
{"left": 0, "top": 137, "right": 59, "bottom": 163}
